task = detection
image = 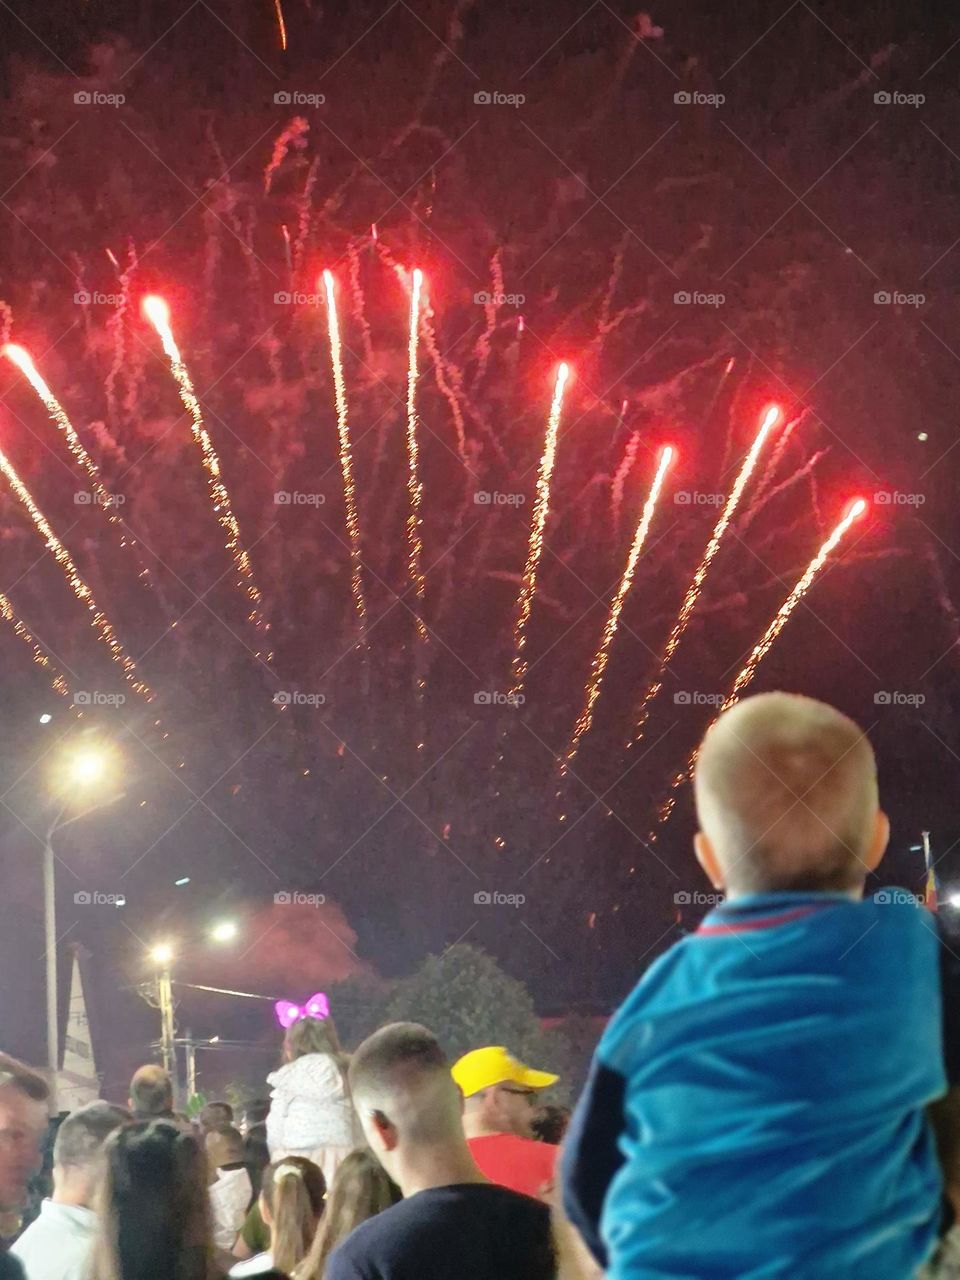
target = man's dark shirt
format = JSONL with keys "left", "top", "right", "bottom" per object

{"left": 326, "top": 1182, "right": 555, "bottom": 1280}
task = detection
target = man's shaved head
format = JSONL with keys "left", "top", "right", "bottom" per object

{"left": 693, "top": 692, "right": 887, "bottom": 895}
{"left": 205, "top": 1123, "right": 245, "bottom": 1168}
{"left": 349, "top": 1023, "right": 462, "bottom": 1146}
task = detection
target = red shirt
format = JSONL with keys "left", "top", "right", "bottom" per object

{"left": 467, "top": 1133, "right": 557, "bottom": 1200}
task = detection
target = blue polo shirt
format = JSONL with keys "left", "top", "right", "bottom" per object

{"left": 563, "top": 892, "right": 946, "bottom": 1279}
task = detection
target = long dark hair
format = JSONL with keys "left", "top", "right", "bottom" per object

{"left": 296, "top": 1150, "right": 399, "bottom": 1280}
{"left": 89, "top": 1120, "right": 214, "bottom": 1280}
{"left": 261, "top": 1157, "right": 326, "bottom": 1276}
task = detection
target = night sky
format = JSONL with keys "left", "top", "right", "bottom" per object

{"left": 0, "top": 0, "right": 958, "bottom": 1097}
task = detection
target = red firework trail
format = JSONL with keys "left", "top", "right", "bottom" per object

{"left": 509, "top": 362, "right": 570, "bottom": 699}
{"left": 629, "top": 403, "right": 782, "bottom": 746}
{"left": 653, "top": 497, "right": 868, "bottom": 832}
{"left": 142, "top": 295, "right": 272, "bottom": 661}
{"left": 404, "top": 268, "right": 428, "bottom": 645}
{"left": 563, "top": 444, "right": 675, "bottom": 770}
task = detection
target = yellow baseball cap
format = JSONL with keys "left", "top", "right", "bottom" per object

{"left": 451, "top": 1046, "right": 559, "bottom": 1098}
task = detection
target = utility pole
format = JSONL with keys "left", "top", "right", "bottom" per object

{"left": 157, "top": 963, "right": 176, "bottom": 1084}
{"left": 184, "top": 1031, "right": 197, "bottom": 1100}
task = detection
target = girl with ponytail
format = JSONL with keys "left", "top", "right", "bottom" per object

{"left": 229, "top": 1157, "right": 325, "bottom": 1278}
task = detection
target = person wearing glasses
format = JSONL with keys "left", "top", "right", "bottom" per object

{"left": 452, "top": 1047, "right": 559, "bottom": 1201}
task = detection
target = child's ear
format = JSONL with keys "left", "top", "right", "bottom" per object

{"left": 694, "top": 831, "right": 725, "bottom": 890}
{"left": 864, "top": 810, "right": 890, "bottom": 873}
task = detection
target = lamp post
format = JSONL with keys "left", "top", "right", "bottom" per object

{"left": 44, "top": 746, "right": 121, "bottom": 1104}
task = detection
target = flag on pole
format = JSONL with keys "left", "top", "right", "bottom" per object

{"left": 922, "top": 831, "right": 938, "bottom": 913}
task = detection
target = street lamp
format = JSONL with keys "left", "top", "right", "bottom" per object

{"left": 44, "top": 743, "right": 121, "bottom": 1099}
{"left": 210, "top": 920, "right": 238, "bottom": 943}
{"left": 148, "top": 943, "right": 176, "bottom": 1081}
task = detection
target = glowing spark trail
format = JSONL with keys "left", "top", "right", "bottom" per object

{"left": 630, "top": 403, "right": 782, "bottom": 745}
{"left": 564, "top": 445, "right": 674, "bottom": 770}
{"left": 654, "top": 497, "right": 868, "bottom": 832}
{"left": 0, "top": 434, "right": 151, "bottom": 699}
{"left": 563, "top": 448, "right": 675, "bottom": 768}
{"left": 404, "top": 269, "right": 429, "bottom": 644}
{"left": 321, "top": 270, "right": 367, "bottom": 643}
{"left": 509, "top": 362, "right": 570, "bottom": 698}
{"left": 142, "top": 296, "right": 271, "bottom": 660}
{"left": 0, "top": 590, "right": 72, "bottom": 702}
{"left": 273, "top": 0, "right": 288, "bottom": 50}
{"left": 3, "top": 344, "right": 125, "bottom": 526}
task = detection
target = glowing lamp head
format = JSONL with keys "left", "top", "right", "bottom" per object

{"left": 948, "top": 892, "right": 960, "bottom": 910}
{"left": 211, "top": 920, "right": 238, "bottom": 943}
{"left": 150, "top": 943, "right": 174, "bottom": 966}
{"left": 760, "top": 404, "right": 782, "bottom": 431}
{"left": 141, "top": 295, "right": 170, "bottom": 328}
{"left": 69, "top": 751, "right": 107, "bottom": 786}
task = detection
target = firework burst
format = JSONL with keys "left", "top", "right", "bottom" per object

{"left": 321, "top": 269, "right": 367, "bottom": 644}
{"left": 563, "top": 444, "right": 674, "bottom": 771}
{"left": 403, "top": 269, "right": 429, "bottom": 645}
{"left": 141, "top": 295, "right": 271, "bottom": 660}
{"left": 0, "top": 433, "right": 151, "bottom": 699}
{"left": 654, "top": 497, "right": 868, "bottom": 832}
{"left": 629, "top": 403, "right": 782, "bottom": 745}
{"left": 509, "top": 362, "right": 570, "bottom": 699}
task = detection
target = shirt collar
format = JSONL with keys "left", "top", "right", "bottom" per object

{"left": 41, "top": 1200, "right": 97, "bottom": 1230}
{"left": 698, "top": 890, "right": 854, "bottom": 935}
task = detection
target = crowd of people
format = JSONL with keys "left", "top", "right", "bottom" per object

{"left": 1, "top": 691, "right": 959, "bottom": 1277}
